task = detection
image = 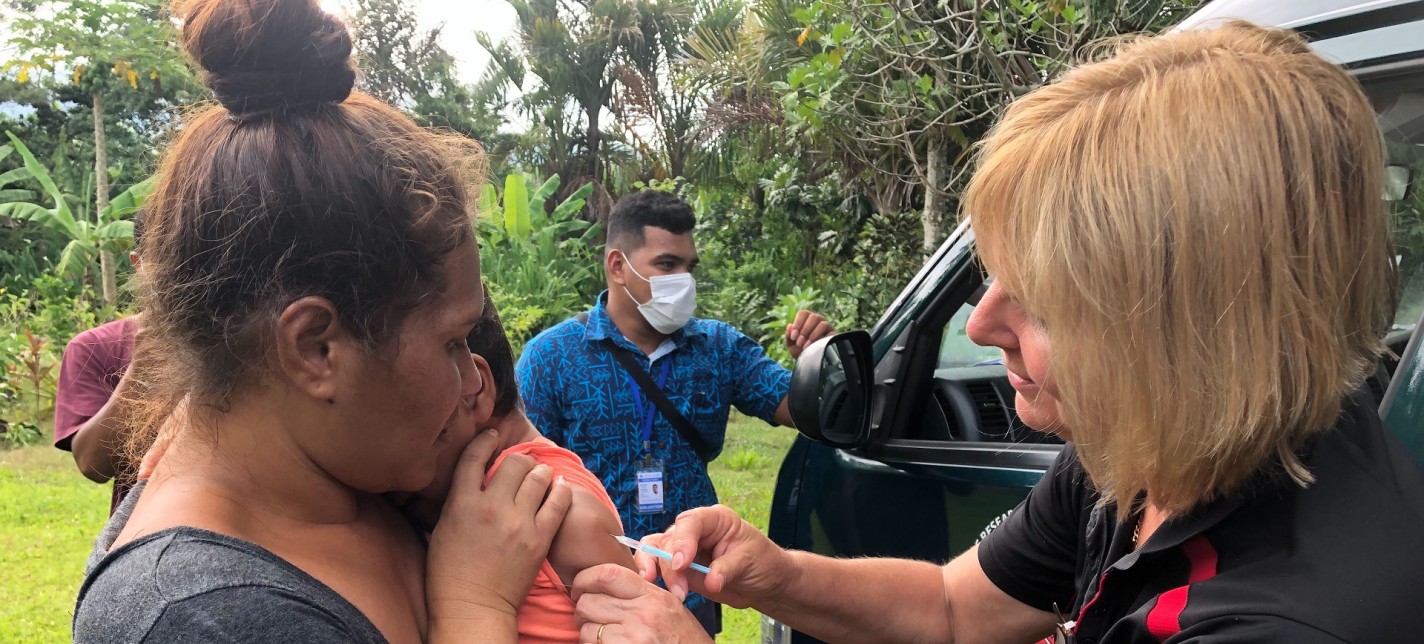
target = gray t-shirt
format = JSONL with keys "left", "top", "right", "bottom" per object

{"left": 74, "top": 482, "right": 387, "bottom": 643}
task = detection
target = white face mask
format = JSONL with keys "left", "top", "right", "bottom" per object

{"left": 618, "top": 250, "right": 697, "bottom": 334}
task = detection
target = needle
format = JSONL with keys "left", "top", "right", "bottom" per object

{"left": 612, "top": 534, "right": 712, "bottom": 574}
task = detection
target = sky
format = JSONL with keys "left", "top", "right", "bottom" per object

{"left": 0, "top": 1, "right": 524, "bottom": 120}
{"left": 323, "top": 0, "right": 520, "bottom": 86}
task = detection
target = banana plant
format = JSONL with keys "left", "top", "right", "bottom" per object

{"left": 476, "top": 172, "right": 604, "bottom": 336}
{"left": 0, "top": 131, "right": 152, "bottom": 295}
{"left": 0, "top": 143, "right": 37, "bottom": 204}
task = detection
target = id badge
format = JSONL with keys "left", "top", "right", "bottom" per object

{"left": 636, "top": 460, "right": 665, "bottom": 515}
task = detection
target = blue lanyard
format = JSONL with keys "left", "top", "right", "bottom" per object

{"left": 629, "top": 358, "right": 673, "bottom": 452}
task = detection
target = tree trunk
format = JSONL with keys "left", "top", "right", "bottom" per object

{"left": 93, "top": 90, "right": 116, "bottom": 309}
{"left": 922, "top": 128, "right": 948, "bottom": 255}
{"left": 586, "top": 105, "right": 602, "bottom": 186}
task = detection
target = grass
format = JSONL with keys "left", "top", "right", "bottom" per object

{"left": 0, "top": 413, "right": 795, "bottom": 643}
{"left": 0, "top": 442, "right": 111, "bottom": 643}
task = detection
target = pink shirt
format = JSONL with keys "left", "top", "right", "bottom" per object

{"left": 54, "top": 316, "right": 138, "bottom": 513}
{"left": 484, "top": 438, "right": 623, "bottom": 643}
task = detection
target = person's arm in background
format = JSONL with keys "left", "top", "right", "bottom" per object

{"left": 54, "top": 331, "right": 134, "bottom": 483}
{"left": 725, "top": 311, "right": 834, "bottom": 429}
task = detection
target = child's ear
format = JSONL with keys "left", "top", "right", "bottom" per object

{"left": 468, "top": 353, "right": 499, "bottom": 426}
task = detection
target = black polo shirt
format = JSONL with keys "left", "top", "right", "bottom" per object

{"left": 979, "top": 390, "right": 1424, "bottom": 642}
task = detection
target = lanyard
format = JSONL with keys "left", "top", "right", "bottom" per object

{"left": 629, "top": 357, "right": 673, "bottom": 453}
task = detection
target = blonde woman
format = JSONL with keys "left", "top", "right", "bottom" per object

{"left": 566, "top": 22, "right": 1424, "bottom": 643}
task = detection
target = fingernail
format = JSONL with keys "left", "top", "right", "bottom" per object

{"left": 556, "top": 475, "right": 567, "bottom": 485}
{"left": 674, "top": 585, "right": 687, "bottom": 602}
{"left": 673, "top": 552, "right": 685, "bottom": 569}
{"left": 488, "top": 429, "right": 499, "bottom": 438}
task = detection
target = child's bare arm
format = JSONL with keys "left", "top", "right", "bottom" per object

{"left": 548, "top": 487, "right": 637, "bottom": 589}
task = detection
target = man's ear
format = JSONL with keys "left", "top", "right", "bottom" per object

{"left": 468, "top": 353, "right": 498, "bottom": 425}
{"left": 606, "top": 248, "right": 627, "bottom": 287}
{"left": 274, "top": 296, "right": 348, "bottom": 403}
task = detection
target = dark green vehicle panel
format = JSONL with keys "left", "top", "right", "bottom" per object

{"left": 772, "top": 439, "right": 1047, "bottom": 562}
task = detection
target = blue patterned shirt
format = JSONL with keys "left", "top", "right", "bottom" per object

{"left": 516, "top": 291, "right": 791, "bottom": 537}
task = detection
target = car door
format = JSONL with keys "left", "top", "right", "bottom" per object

{"left": 769, "top": 223, "right": 1058, "bottom": 563}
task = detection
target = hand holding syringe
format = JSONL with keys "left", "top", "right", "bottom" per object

{"left": 612, "top": 534, "right": 712, "bottom": 574}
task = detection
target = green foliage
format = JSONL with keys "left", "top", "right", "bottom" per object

{"left": 4, "top": 0, "right": 191, "bottom": 97}
{"left": 722, "top": 448, "right": 765, "bottom": 471}
{"left": 0, "top": 276, "right": 106, "bottom": 433}
{"left": 0, "top": 132, "right": 149, "bottom": 286}
{"left": 477, "top": 173, "right": 604, "bottom": 352}
{"left": 349, "top": 0, "right": 509, "bottom": 156}
{"left": 758, "top": 285, "right": 821, "bottom": 367}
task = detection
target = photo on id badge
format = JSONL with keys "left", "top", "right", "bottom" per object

{"left": 637, "top": 456, "right": 665, "bottom": 514}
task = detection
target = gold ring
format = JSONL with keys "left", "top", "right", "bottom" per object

{"left": 596, "top": 623, "right": 607, "bottom": 644}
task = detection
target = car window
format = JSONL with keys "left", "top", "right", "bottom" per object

{"left": 936, "top": 300, "right": 1002, "bottom": 369}
{"left": 1374, "top": 73, "right": 1424, "bottom": 338}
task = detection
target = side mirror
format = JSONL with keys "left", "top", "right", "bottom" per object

{"left": 788, "top": 330, "right": 874, "bottom": 448}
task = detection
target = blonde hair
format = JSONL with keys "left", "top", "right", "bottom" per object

{"left": 964, "top": 21, "right": 1397, "bottom": 516}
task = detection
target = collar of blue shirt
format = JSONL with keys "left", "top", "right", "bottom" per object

{"left": 582, "top": 290, "right": 709, "bottom": 357}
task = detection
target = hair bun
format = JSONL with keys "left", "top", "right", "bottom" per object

{"left": 175, "top": 0, "right": 356, "bottom": 115}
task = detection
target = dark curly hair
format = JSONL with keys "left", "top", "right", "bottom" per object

{"left": 606, "top": 190, "right": 696, "bottom": 251}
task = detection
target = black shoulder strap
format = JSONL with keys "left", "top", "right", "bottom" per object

{"left": 600, "top": 338, "right": 714, "bottom": 463}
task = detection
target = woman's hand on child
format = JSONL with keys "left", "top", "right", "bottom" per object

{"left": 425, "top": 428, "right": 572, "bottom": 637}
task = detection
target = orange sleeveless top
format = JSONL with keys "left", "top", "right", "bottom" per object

{"left": 483, "top": 438, "right": 622, "bottom": 643}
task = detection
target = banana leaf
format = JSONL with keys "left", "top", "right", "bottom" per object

{"left": 56, "top": 238, "right": 98, "bottom": 278}
{"left": 552, "top": 182, "right": 595, "bottom": 220}
{"left": 478, "top": 183, "right": 500, "bottom": 220}
{"left": 0, "top": 167, "right": 30, "bottom": 186}
{"left": 0, "top": 188, "right": 36, "bottom": 203}
{"left": 101, "top": 175, "right": 157, "bottom": 220}
{"left": 0, "top": 202, "right": 50, "bottom": 222}
{"left": 95, "top": 220, "right": 135, "bottom": 247}
{"left": 3, "top": 131, "right": 80, "bottom": 239}
{"left": 503, "top": 173, "right": 531, "bottom": 240}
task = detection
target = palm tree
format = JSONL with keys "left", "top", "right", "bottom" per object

{"left": 500, "top": 0, "right": 643, "bottom": 216}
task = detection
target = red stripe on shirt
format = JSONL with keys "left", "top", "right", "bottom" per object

{"left": 1146, "top": 535, "right": 1219, "bottom": 641}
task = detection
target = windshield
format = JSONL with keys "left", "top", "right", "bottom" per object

{"left": 937, "top": 68, "right": 1424, "bottom": 370}
{"left": 1373, "top": 71, "right": 1424, "bottom": 336}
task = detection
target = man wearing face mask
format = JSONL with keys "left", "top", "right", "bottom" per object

{"left": 515, "top": 189, "right": 833, "bottom": 636}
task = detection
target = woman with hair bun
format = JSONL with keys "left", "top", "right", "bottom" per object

{"left": 73, "top": 0, "right": 569, "bottom": 641}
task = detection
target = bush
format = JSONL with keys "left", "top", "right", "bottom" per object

{"left": 477, "top": 173, "right": 605, "bottom": 354}
{"left": 0, "top": 275, "right": 108, "bottom": 442}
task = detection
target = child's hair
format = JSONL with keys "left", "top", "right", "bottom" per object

{"left": 127, "top": 0, "right": 483, "bottom": 458}
{"left": 466, "top": 283, "right": 520, "bottom": 418}
{"left": 964, "top": 21, "right": 1396, "bottom": 515}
